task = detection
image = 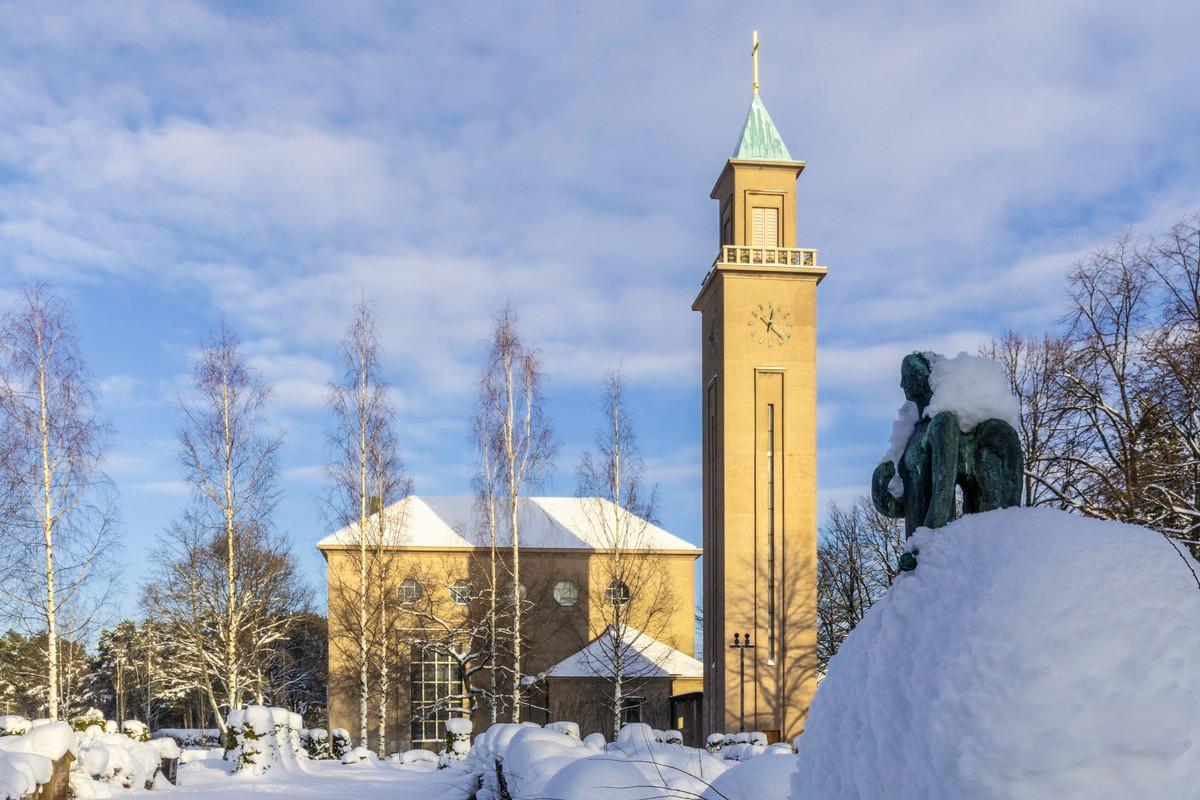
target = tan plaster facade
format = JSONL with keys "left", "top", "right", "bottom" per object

{"left": 321, "top": 541, "right": 698, "bottom": 752}
{"left": 693, "top": 158, "right": 826, "bottom": 740}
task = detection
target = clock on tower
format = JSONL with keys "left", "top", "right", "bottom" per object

{"left": 691, "top": 31, "right": 827, "bottom": 741}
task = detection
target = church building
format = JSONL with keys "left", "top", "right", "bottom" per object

{"left": 693, "top": 32, "right": 826, "bottom": 741}
{"left": 318, "top": 495, "right": 701, "bottom": 752}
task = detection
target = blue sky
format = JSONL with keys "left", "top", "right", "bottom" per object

{"left": 1, "top": 1, "right": 1198, "bottom": 616}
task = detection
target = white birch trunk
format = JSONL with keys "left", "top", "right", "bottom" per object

{"left": 221, "top": 370, "right": 239, "bottom": 711}
{"left": 37, "top": 332, "right": 59, "bottom": 720}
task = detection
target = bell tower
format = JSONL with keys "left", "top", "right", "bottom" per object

{"left": 692, "top": 31, "right": 826, "bottom": 741}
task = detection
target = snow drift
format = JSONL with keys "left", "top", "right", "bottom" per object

{"left": 773, "top": 507, "right": 1200, "bottom": 799}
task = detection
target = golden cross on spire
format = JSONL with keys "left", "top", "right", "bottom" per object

{"left": 752, "top": 30, "right": 760, "bottom": 95}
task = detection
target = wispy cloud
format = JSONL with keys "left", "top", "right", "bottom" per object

{"left": 0, "top": 1, "right": 1195, "bottom": 588}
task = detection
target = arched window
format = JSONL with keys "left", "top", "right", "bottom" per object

{"left": 605, "top": 580, "right": 631, "bottom": 607}
{"left": 398, "top": 578, "right": 424, "bottom": 604}
{"left": 553, "top": 580, "right": 579, "bottom": 607}
{"left": 450, "top": 580, "right": 474, "bottom": 605}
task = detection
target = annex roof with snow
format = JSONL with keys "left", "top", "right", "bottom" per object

{"left": 543, "top": 625, "right": 703, "bottom": 680}
{"left": 315, "top": 495, "right": 699, "bottom": 553}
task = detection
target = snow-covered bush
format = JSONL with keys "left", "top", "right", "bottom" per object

{"left": 438, "top": 716, "right": 473, "bottom": 768}
{"left": 467, "top": 721, "right": 726, "bottom": 800}
{"left": 330, "top": 727, "right": 352, "bottom": 759}
{"left": 70, "top": 707, "right": 106, "bottom": 732}
{"left": 700, "top": 734, "right": 768, "bottom": 762}
{"left": 340, "top": 745, "right": 375, "bottom": 765}
{"left": 0, "top": 715, "right": 31, "bottom": 737}
{"left": 304, "top": 727, "right": 332, "bottom": 759}
{"left": 225, "top": 705, "right": 308, "bottom": 776}
{"left": 120, "top": 720, "right": 150, "bottom": 742}
{"left": 73, "top": 728, "right": 162, "bottom": 790}
{"left": 702, "top": 751, "right": 799, "bottom": 800}
{"left": 543, "top": 722, "right": 727, "bottom": 800}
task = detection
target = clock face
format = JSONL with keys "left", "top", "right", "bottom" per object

{"left": 747, "top": 303, "right": 792, "bottom": 348}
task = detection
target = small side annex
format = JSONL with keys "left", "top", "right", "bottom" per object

{"left": 543, "top": 624, "right": 704, "bottom": 745}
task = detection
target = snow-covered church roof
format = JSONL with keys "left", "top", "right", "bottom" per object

{"left": 316, "top": 495, "right": 699, "bottom": 553}
{"left": 543, "top": 625, "right": 703, "bottom": 680}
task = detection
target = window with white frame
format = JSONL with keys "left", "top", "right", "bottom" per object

{"left": 605, "top": 580, "right": 631, "bottom": 607}
{"left": 409, "top": 644, "right": 464, "bottom": 744}
{"left": 398, "top": 578, "right": 424, "bottom": 604}
{"left": 553, "top": 580, "right": 579, "bottom": 607}
{"left": 449, "top": 580, "right": 473, "bottom": 605}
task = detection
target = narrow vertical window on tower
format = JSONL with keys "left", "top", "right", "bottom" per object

{"left": 751, "top": 207, "right": 779, "bottom": 247}
{"left": 767, "top": 403, "right": 776, "bottom": 665}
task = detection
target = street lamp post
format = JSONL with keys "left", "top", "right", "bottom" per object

{"left": 730, "top": 632, "right": 755, "bottom": 732}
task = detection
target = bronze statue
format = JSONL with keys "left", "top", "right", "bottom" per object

{"left": 872, "top": 353, "right": 1023, "bottom": 548}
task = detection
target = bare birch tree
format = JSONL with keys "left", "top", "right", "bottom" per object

{"left": 326, "top": 303, "right": 410, "bottom": 753}
{"left": 470, "top": 413, "right": 506, "bottom": 724}
{"left": 576, "top": 370, "right": 673, "bottom": 737}
{"left": 1141, "top": 215, "right": 1200, "bottom": 541}
{"left": 176, "top": 323, "right": 281, "bottom": 719}
{"left": 0, "top": 284, "right": 117, "bottom": 719}
{"left": 475, "top": 306, "right": 554, "bottom": 722}
{"left": 141, "top": 510, "right": 307, "bottom": 731}
{"left": 981, "top": 214, "right": 1200, "bottom": 557}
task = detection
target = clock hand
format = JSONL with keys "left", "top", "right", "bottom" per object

{"left": 772, "top": 326, "right": 790, "bottom": 340}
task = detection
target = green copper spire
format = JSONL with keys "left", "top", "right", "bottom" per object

{"left": 732, "top": 93, "right": 793, "bottom": 161}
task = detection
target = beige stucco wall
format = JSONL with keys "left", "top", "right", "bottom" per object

{"left": 322, "top": 544, "right": 698, "bottom": 752}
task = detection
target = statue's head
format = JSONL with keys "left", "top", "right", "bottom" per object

{"left": 901, "top": 353, "right": 933, "bottom": 412}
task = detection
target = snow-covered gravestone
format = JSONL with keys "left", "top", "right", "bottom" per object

{"left": 872, "top": 352, "right": 1023, "bottom": 555}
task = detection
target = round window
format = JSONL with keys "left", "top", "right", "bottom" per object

{"left": 398, "top": 577, "right": 424, "bottom": 604}
{"left": 605, "top": 580, "right": 631, "bottom": 607}
{"left": 553, "top": 580, "right": 579, "bottom": 607}
{"left": 450, "top": 580, "right": 474, "bottom": 605}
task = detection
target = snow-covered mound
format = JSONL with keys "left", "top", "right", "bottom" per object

{"left": 789, "top": 508, "right": 1200, "bottom": 800}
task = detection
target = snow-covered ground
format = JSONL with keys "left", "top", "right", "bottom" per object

{"left": 172, "top": 755, "right": 471, "bottom": 800}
